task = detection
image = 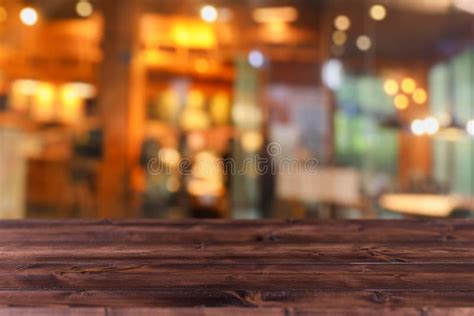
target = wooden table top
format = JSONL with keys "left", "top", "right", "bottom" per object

{"left": 1, "top": 219, "right": 474, "bottom": 315}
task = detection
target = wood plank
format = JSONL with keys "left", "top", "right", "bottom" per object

{"left": 1, "top": 290, "right": 474, "bottom": 309}
{"left": 0, "top": 308, "right": 105, "bottom": 316}
{"left": 0, "top": 307, "right": 473, "bottom": 316}
{"left": 2, "top": 243, "right": 474, "bottom": 263}
{"left": 0, "top": 220, "right": 472, "bottom": 243}
{"left": 0, "top": 264, "right": 473, "bottom": 290}
{"left": 108, "top": 307, "right": 474, "bottom": 316}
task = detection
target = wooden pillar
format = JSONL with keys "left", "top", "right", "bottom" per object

{"left": 97, "top": 0, "right": 145, "bottom": 218}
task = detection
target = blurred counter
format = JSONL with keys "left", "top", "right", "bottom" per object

{"left": 380, "top": 193, "right": 474, "bottom": 217}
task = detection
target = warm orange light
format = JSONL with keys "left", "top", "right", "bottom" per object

{"left": 180, "top": 109, "right": 210, "bottom": 131}
{"left": 36, "top": 84, "right": 55, "bottom": 104}
{"left": 59, "top": 85, "right": 83, "bottom": 123}
{"left": 188, "top": 151, "right": 223, "bottom": 196}
{"left": 13, "top": 79, "right": 38, "bottom": 96}
{"left": 10, "top": 79, "right": 38, "bottom": 111}
{"left": 159, "top": 148, "right": 180, "bottom": 168}
{"left": 412, "top": 88, "right": 427, "bottom": 104}
{"left": 241, "top": 131, "right": 263, "bottom": 152}
{"left": 61, "top": 85, "right": 79, "bottom": 105}
{"left": 384, "top": 79, "right": 399, "bottom": 96}
{"left": 394, "top": 94, "right": 409, "bottom": 110}
{"left": 194, "top": 58, "right": 210, "bottom": 73}
{"left": 144, "top": 50, "right": 163, "bottom": 66}
{"left": 0, "top": 6, "right": 7, "bottom": 22}
{"left": 252, "top": 6, "right": 298, "bottom": 24}
{"left": 401, "top": 77, "right": 416, "bottom": 94}
{"left": 158, "top": 90, "right": 179, "bottom": 122}
{"left": 210, "top": 93, "right": 230, "bottom": 125}
{"left": 265, "top": 20, "right": 287, "bottom": 33}
{"left": 69, "top": 82, "right": 96, "bottom": 98}
{"left": 187, "top": 89, "right": 205, "bottom": 109}
{"left": 171, "top": 22, "right": 216, "bottom": 49}
{"left": 33, "top": 83, "right": 56, "bottom": 121}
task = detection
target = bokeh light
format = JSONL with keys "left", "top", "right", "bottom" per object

{"left": 200, "top": 5, "right": 218, "bottom": 23}
{"left": 332, "top": 30, "right": 347, "bottom": 46}
{"left": 356, "top": 35, "right": 372, "bottom": 51}
{"left": 76, "top": 0, "right": 93, "bottom": 18}
{"left": 394, "top": 94, "right": 409, "bottom": 110}
{"left": 411, "top": 119, "right": 425, "bottom": 136}
{"left": 401, "top": 77, "right": 416, "bottom": 94}
{"left": 424, "top": 117, "right": 440, "bottom": 135}
{"left": 20, "top": 7, "right": 38, "bottom": 26}
{"left": 384, "top": 79, "right": 399, "bottom": 96}
{"left": 412, "top": 88, "right": 427, "bottom": 104}
{"left": 322, "top": 59, "right": 344, "bottom": 90}
{"left": 248, "top": 50, "right": 265, "bottom": 68}
{"left": 334, "top": 15, "right": 350, "bottom": 31}
{"left": 370, "top": 4, "right": 387, "bottom": 21}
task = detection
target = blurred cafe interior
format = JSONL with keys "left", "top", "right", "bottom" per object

{"left": 0, "top": 0, "right": 473, "bottom": 220}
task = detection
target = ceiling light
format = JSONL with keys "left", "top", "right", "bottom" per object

{"left": 20, "top": 7, "right": 38, "bottom": 26}
{"left": 76, "top": 0, "right": 93, "bottom": 18}
{"left": 370, "top": 4, "right": 387, "bottom": 21}
{"left": 200, "top": 5, "right": 218, "bottom": 23}
{"left": 334, "top": 15, "right": 350, "bottom": 31}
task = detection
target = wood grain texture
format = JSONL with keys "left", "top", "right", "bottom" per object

{"left": 0, "top": 219, "right": 473, "bottom": 315}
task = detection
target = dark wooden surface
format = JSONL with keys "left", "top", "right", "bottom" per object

{"left": 1, "top": 219, "right": 474, "bottom": 315}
